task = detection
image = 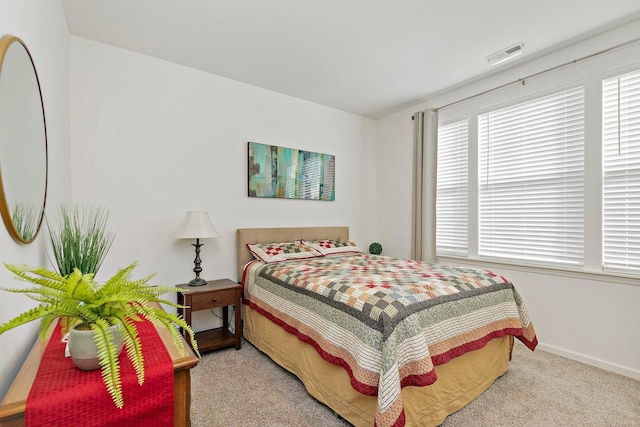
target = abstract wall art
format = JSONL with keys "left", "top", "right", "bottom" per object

{"left": 248, "top": 142, "right": 335, "bottom": 201}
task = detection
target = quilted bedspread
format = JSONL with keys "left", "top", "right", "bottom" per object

{"left": 243, "top": 254, "right": 537, "bottom": 427}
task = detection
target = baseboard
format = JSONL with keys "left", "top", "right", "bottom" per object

{"left": 537, "top": 342, "right": 640, "bottom": 380}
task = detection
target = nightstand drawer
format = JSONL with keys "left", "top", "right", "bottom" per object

{"left": 189, "top": 288, "right": 237, "bottom": 311}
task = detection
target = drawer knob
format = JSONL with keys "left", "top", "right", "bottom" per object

{"left": 211, "top": 298, "right": 217, "bottom": 303}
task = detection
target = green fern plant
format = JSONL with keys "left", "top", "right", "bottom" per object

{"left": 0, "top": 262, "right": 200, "bottom": 409}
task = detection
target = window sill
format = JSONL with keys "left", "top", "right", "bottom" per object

{"left": 437, "top": 256, "right": 640, "bottom": 287}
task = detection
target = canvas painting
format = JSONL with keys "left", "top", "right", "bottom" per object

{"left": 248, "top": 142, "right": 335, "bottom": 200}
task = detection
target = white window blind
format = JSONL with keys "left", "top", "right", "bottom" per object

{"left": 603, "top": 69, "right": 640, "bottom": 273}
{"left": 436, "top": 119, "right": 469, "bottom": 256}
{"left": 478, "top": 87, "right": 585, "bottom": 267}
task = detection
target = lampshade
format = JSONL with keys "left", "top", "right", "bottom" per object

{"left": 175, "top": 211, "right": 220, "bottom": 239}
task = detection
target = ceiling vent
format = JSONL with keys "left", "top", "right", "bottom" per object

{"left": 487, "top": 42, "right": 525, "bottom": 67}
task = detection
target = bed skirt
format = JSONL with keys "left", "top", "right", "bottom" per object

{"left": 243, "top": 304, "right": 513, "bottom": 427}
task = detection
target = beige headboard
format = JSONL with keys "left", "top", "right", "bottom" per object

{"left": 236, "top": 226, "right": 349, "bottom": 282}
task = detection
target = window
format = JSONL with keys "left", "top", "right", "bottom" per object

{"left": 436, "top": 119, "right": 468, "bottom": 256}
{"left": 431, "top": 53, "right": 640, "bottom": 278}
{"left": 602, "top": 69, "right": 640, "bottom": 273}
{"left": 477, "top": 87, "right": 585, "bottom": 267}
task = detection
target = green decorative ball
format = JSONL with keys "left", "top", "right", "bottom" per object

{"left": 369, "top": 242, "right": 382, "bottom": 255}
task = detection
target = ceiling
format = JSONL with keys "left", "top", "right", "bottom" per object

{"left": 62, "top": 0, "right": 640, "bottom": 118}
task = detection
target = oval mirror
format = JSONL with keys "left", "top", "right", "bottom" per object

{"left": 0, "top": 35, "right": 48, "bottom": 244}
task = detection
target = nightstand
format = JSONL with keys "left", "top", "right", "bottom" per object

{"left": 177, "top": 278, "right": 242, "bottom": 353}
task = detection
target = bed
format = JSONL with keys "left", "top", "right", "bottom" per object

{"left": 236, "top": 227, "right": 537, "bottom": 427}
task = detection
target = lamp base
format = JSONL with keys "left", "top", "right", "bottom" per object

{"left": 188, "top": 277, "right": 208, "bottom": 286}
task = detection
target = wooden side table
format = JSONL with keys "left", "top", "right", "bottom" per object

{"left": 0, "top": 302, "right": 199, "bottom": 427}
{"left": 177, "top": 279, "right": 242, "bottom": 353}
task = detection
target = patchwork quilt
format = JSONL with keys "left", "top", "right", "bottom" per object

{"left": 242, "top": 254, "right": 537, "bottom": 427}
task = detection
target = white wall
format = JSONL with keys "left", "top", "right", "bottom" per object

{"left": 377, "top": 19, "right": 640, "bottom": 378}
{"left": 0, "top": 0, "right": 71, "bottom": 398}
{"left": 69, "top": 37, "right": 378, "bottom": 313}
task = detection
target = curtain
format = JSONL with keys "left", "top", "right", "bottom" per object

{"left": 411, "top": 111, "right": 424, "bottom": 260}
{"left": 411, "top": 109, "right": 438, "bottom": 262}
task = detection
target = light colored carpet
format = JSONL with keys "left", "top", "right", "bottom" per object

{"left": 191, "top": 339, "right": 640, "bottom": 426}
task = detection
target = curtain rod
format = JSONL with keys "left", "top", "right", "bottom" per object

{"left": 431, "top": 33, "right": 640, "bottom": 113}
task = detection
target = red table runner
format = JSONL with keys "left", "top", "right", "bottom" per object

{"left": 26, "top": 320, "right": 174, "bottom": 427}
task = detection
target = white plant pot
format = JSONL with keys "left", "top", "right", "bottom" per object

{"left": 68, "top": 324, "right": 124, "bottom": 371}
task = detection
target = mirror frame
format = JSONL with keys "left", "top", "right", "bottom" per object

{"left": 0, "top": 35, "right": 48, "bottom": 244}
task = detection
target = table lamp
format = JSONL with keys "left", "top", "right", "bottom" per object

{"left": 175, "top": 211, "right": 220, "bottom": 286}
